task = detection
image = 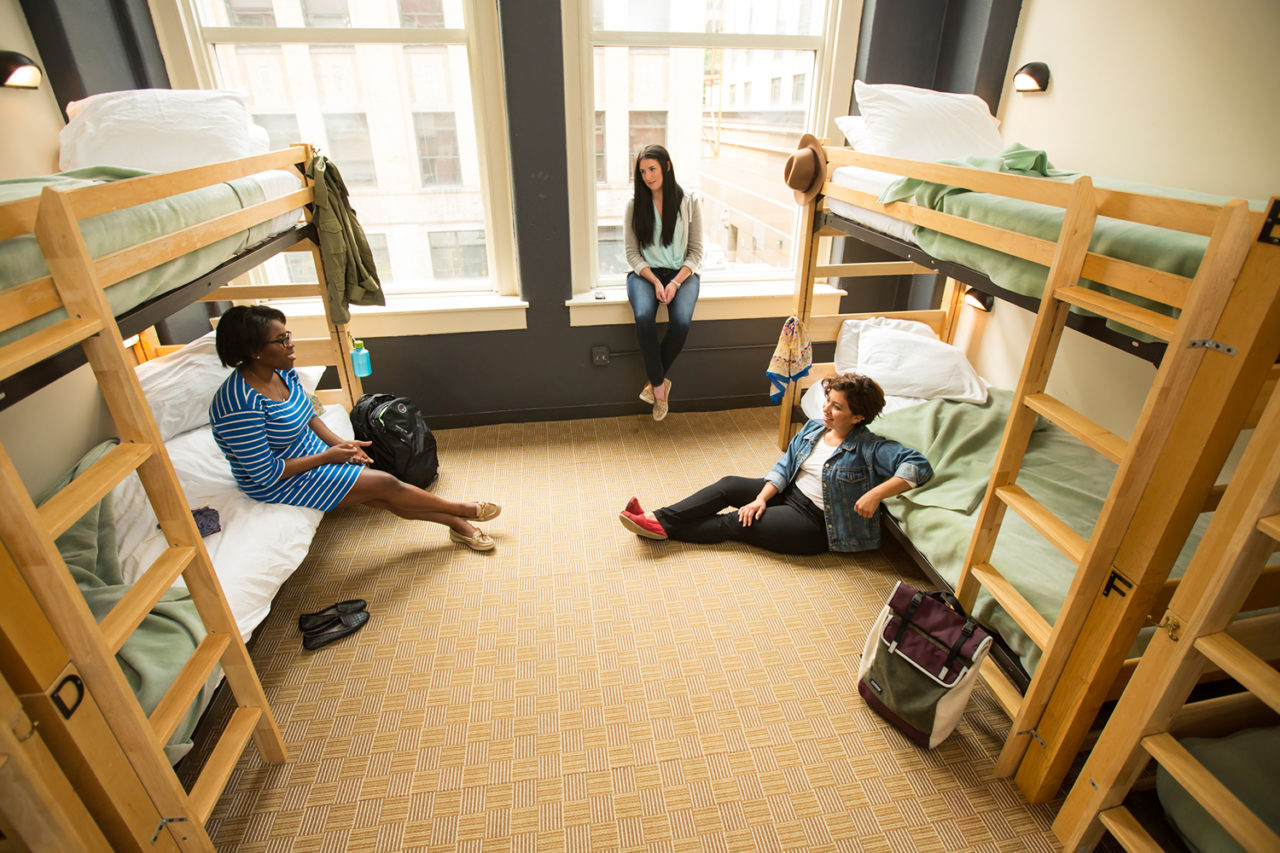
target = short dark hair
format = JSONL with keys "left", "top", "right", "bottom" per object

{"left": 215, "top": 305, "right": 287, "bottom": 367}
{"left": 823, "top": 372, "right": 886, "bottom": 424}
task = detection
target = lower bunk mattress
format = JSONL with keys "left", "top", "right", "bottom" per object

{"left": 803, "top": 385, "right": 1206, "bottom": 676}
{"left": 0, "top": 166, "right": 304, "bottom": 349}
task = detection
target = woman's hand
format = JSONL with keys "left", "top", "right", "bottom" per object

{"left": 853, "top": 492, "right": 882, "bottom": 518}
{"left": 652, "top": 279, "right": 669, "bottom": 304}
{"left": 662, "top": 280, "right": 680, "bottom": 304}
{"left": 323, "top": 440, "right": 373, "bottom": 466}
{"left": 737, "top": 498, "right": 768, "bottom": 526}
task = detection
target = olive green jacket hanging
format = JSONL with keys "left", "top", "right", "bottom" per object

{"left": 305, "top": 155, "right": 385, "bottom": 323}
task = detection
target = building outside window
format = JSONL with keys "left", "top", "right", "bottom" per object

{"left": 595, "top": 111, "right": 607, "bottom": 182}
{"left": 567, "top": 0, "right": 847, "bottom": 294}
{"left": 179, "top": 0, "right": 516, "bottom": 298}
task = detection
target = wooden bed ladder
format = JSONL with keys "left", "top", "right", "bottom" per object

{"left": 0, "top": 186, "right": 287, "bottom": 849}
{"left": 954, "top": 183, "right": 1280, "bottom": 803}
{"left": 1051, "top": 340, "right": 1280, "bottom": 853}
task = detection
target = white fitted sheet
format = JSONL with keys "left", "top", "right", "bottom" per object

{"left": 824, "top": 165, "right": 919, "bottom": 245}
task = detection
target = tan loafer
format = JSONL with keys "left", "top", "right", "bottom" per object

{"left": 651, "top": 379, "right": 672, "bottom": 421}
{"left": 472, "top": 501, "right": 502, "bottom": 521}
{"left": 450, "top": 527, "right": 495, "bottom": 551}
{"left": 639, "top": 384, "right": 655, "bottom": 404}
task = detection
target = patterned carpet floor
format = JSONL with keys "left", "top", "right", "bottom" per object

{"left": 181, "top": 407, "right": 1067, "bottom": 851}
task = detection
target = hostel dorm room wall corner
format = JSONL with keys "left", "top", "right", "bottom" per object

{"left": 778, "top": 140, "right": 1280, "bottom": 803}
{"left": 0, "top": 145, "right": 362, "bottom": 850}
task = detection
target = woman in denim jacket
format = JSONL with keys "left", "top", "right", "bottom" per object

{"left": 619, "top": 373, "right": 931, "bottom": 555}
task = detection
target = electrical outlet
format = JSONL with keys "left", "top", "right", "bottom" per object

{"left": 591, "top": 346, "right": 610, "bottom": 366}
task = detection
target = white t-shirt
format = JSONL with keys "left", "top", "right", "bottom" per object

{"left": 793, "top": 438, "right": 839, "bottom": 509}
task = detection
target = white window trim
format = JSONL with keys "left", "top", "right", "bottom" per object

{"left": 560, "top": 0, "right": 862, "bottom": 311}
{"left": 146, "top": 0, "right": 523, "bottom": 333}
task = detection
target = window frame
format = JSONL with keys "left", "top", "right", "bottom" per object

{"left": 559, "top": 0, "right": 860, "bottom": 303}
{"left": 147, "top": 0, "right": 521, "bottom": 305}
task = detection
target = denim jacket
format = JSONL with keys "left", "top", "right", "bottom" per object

{"left": 765, "top": 419, "right": 933, "bottom": 552}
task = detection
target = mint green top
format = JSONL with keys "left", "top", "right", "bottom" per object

{"left": 640, "top": 203, "right": 687, "bottom": 271}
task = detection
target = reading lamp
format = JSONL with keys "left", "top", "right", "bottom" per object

{"left": 1013, "top": 61, "right": 1050, "bottom": 93}
{"left": 964, "top": 286, "right": 994, "bottom": 312}
{"left": 1, "top": 51, "right": 41, "bottom": 88}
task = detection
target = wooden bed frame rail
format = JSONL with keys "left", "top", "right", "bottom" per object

{"left": 0, "top": 145, "right": 358, "bottom": 849}
{"left": 779, "top": 141, "right": 1280, "bottom": 805}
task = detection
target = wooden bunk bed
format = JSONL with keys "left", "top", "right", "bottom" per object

{"left": 777, "top": 140, "right": 1280, "bottom": 804}
{"left": 0, "top": 144, "right": 363, "bottom": 850}
{"left": 1052, "top": 351, "right": 1280, "bottom": 852}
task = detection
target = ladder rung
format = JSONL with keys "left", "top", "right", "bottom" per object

{"left": 37, "top": 443, "right": 153, "bottom": 540}
{"left": 1096, "top": 805, "right": 1164, "bottom": 852}
{"left": 187, "top": 706, "right": 262, "bottom": 823}
{"left": 100, "top": 547, "right": 197, "bottom": 653}
{"left": 1024, "top": 393, "right": 1127, "bottom": 464}
{"left": 1055, "top": 286, "right": 1177, "bottom": 341}
{"left": 977, "top": 656, "right": 1021, "bottom": 719}
{"left": 1194, "top": 632, "right": 1280, "bottom": 715}
{"left": 995, "top": 484, "right": 1088, "bottom": 566}
{"left": 1258, "top": 513, "right": 1280, "bottom": 542}
{"left": 150, "top": 632, "right": 231, "bottom": 747}
{"left": 1142, "top": 732, "right": 1280, "bottom": 852}
{"left": 0, "top": 316, "right": 104, "bottom": 382}
{"left": 970, "top": 562, "right": 1053, "bottom": 649}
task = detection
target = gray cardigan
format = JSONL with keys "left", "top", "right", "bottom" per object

{"left": 623, "top": 191, "right": 704, "bottom": 276}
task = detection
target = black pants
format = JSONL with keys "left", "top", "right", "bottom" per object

{"left": 653, "top": 476, "right": 829, "bottom": 555}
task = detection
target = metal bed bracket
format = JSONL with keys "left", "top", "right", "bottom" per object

{"left": 1189, "top": 339, "right": 1237, "bottom": 356}
{"left": 1017, "top": 728, "right": 1048, "bottom": 749}
{"left": 1101, "top": 570, "right": 1134, "bottom": 598}
{"left": 1260, "top": 199, "right": 1280, "bottom": 245}
{"left": 1156, "top": 612, "right": 1182, "bottom": 641}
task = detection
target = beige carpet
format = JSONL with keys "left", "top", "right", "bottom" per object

{"left": 184, "top": 407, "right": 1066, "bottom": 851}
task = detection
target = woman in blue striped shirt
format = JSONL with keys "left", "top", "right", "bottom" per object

{"left": 209, "top": 306, "right": 500, "bottom": 551}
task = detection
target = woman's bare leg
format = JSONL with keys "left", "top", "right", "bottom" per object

{"left": 335, "top": 469, "right": 484, "bottom": 534}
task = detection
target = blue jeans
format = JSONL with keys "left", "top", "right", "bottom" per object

{"left": 626, "top": 267, "right": 700, "bottom": 387}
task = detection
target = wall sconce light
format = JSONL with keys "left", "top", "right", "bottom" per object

{"left": 964, "top": 286, "right": 994, "bottom": 312}
{"left": 1, "top": 51, "right": 42, "bottom": 88}
{"left": 1013, "top": 61, "right": 1050, "bottom": 93}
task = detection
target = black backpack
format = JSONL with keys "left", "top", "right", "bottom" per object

{"left": 350, "top": 393, "right": 439, "bottom": 488}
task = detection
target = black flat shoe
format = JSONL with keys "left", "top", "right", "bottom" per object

{"left": 298, "top": 599, "right": 367, "bottom": 632}
{"left": 302, "top": 610, "right": 369, "bottom": 651}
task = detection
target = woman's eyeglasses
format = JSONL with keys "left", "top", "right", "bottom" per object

{"left": 266, "top": 331, "right": 293, "bottom": 347}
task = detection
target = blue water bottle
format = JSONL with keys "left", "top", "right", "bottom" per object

{"left": 350, "top": 339, "right": 372, "bottom": 377}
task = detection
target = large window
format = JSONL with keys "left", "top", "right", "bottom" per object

{"left": 564, "top": 0, "right": 854, "bottom": 296}
{"left": 180, "top": 0, "right": 517, "bottom": 299}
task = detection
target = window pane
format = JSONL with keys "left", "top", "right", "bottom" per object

{"left": 399, "top": 0, "right": 445, "bottom": 28}
{"left": 252, "top": 113, "right": 301, "bottom": 150}
{"left": 209, "top": 40, "right": 493, "bottom": 294}
{"left": 413, "top": 112, "right": 461, "bottom": 186}
{"left": 595, "top": 111, "right": 607, "bottom": 183}
{"left": 302, "top": 0, "right": 349, "bottom": 28}
{"left": 597, "top": 46, "right": 812, "bottom": 282}
{"left": 286, "top": 252, "right": 317, "bottom": 284}
{"left": 429, "top": 230, "right": 488, "bottom": 279}
{"left": 792, "top": 72, "right": 805, "bottom": 104}
{"left": 596, "top": 225, "right": 629, "bottom": 275}
{"left": 592, "top": 0, "right": 822, "bottom": 36}
{"left": 224, "top": 0, "right": 274, "bottom": 26}
{"left": 628, "top": 48, "right": 668, "bottom": 102}
{"left": 365, "top": 232, "right": 392, "bottom": 278}
{"left": 322, "top": 113, "right": 376, "bottom": 186}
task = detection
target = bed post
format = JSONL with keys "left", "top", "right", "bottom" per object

{"left": 776, "top": 197, "right": 822, "bottom": 449}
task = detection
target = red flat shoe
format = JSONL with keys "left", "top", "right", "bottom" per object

{"left": 624, "top": 496, "right": 641, "bottom": 515}
{"left": 619, "top": 509, "right": 667, "bottom": 540}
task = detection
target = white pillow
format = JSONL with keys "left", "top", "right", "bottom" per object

{"left": 853, "top": 80, "right": 1003, "bottom": 163}
{"left": 60, "top": 89, "right": 268, "bottom": 172}
{"left": 135, "top": 332, "right": 326, "bottom": 441}
{"left": 833, "top": 317, "right": 939, "bottom": 374}
{"left": 855, "top": 324, "right": 988, "bottom": 403}
{"left": 834, "top": 115, "right": 868, "bottom": 149}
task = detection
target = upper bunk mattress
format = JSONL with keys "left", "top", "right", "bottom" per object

{"left": 824, "top": 164, "right": 917, "bottom": 244}
{"left": 0, "top": 166, "right": 304, "bottom": 348}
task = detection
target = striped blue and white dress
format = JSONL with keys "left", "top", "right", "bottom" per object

{"left": 209, "top": 368, "right": 361, "bottom": 510}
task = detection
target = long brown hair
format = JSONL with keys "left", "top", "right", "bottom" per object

{"left": 630, "top": 144, "right": 685, "bottom": 249}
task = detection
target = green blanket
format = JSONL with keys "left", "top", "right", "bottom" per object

{"left": 0, "top": 166, "right": 284, "bottom": 349}
{"left": 877, "top": 144, "right": 1239, "bottom": 340}
{"left": 875, "top": 391, "right": 1205, "bottom": 674}
{"left": 41, "top": 440, "right": 215, "bottom": 763}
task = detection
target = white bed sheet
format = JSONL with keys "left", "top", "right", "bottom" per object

{"left": 111, "top": 403, "right": 353, "bottom": 641}
{"left": 824, "top": 164, "right": 919, "bottom": 245}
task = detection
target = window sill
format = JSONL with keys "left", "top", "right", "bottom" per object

{"left": 565, "top": 280, "right": 845, "bottom": 327}
{"left": 282, "top": 292, "right": 529, "bottom": 338}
